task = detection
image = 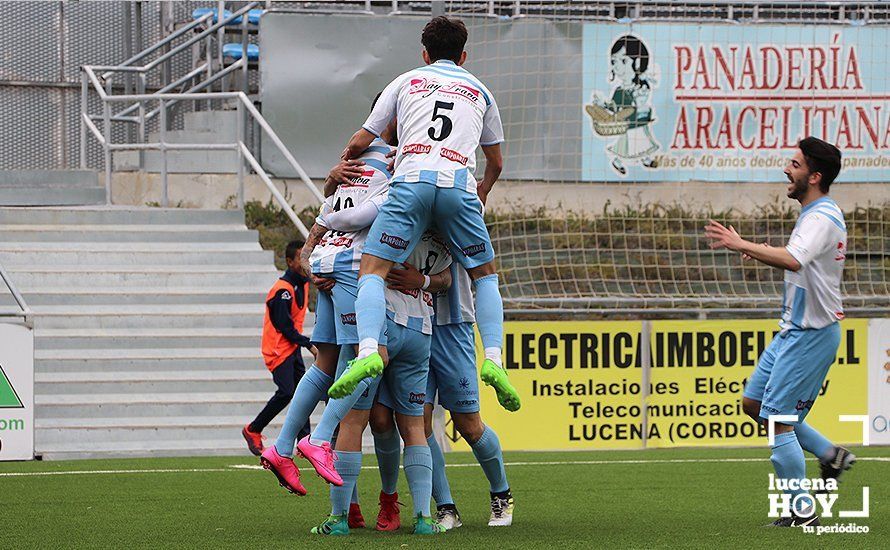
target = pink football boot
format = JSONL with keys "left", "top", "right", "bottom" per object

{"left": 296, "top": 435, "right": 343, "bottom": 486}
{"left": 260, "top": 446, "right": 307, "bottom": 496}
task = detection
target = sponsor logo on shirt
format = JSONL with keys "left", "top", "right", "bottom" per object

{"left": 408, "top": 77, "right": 482, "bottom": 105}
{"left": 403, "top": 143, "right": 432, "bottom": 155}
{"left": 342, "top": 170, "right": 374, "bottom": 188}
{"left": 440, "top": 147, "right": 468, "bottom": 165}
{"left": 835, "top": 241, "right": 846, "bottom": 261}
{"left": 423, "top": 291, "right": 433, "bottom": 307}
{"left": 380, "top": 233, "right": 409, "bottom": 250}
{"left": 399, "top": 288, "right": 420, "bottom": 298}
{"left": 340, "top": 313, "right": 357, "bottom": 325}
{"left": 280, "top": 290, "right": 292, "bottom": 300}
{"left": 321, "top": 235, "right": 354, "bottom": 248}
{"left": 408, "top": 392, "right": 426, "bottom": 404}
{"left": 461, "top": 243, "right": 487, "bottom": 257}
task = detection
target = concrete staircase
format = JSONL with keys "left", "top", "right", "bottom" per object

{"left": 0, "top": 171, "right": 106, "bottom": 206}
{"left": 0, "top": 206, "right": 317, "bottom": 459}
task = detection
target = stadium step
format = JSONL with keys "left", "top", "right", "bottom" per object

{"left": 0, "top": 171, "right": 105, "bottom": 206}
{"left": 5, "top": 205, "right": 319, "bottom": 460}
{"left": 35, "top": 369, "right": 272, "bottom": 394}
{"left": 5, "top": 266, "right": 278, "bottom": 288}
{"left": 34, "top": 328, "right": 263, "bottom": 349}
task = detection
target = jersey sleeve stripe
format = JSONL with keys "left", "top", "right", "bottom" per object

{"left": 362, "top": 158, "right": 393, "bottom": 179}
{"left": 365, "top": 145, "right": 391, "bottom": 155}
{"left": 810, "top": 209, "right": 846, "bottom": 231}
{"left": 362, "top": 125, "right": 381, "bottom": 138}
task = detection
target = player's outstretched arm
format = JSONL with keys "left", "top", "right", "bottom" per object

{"left": 318, "top": 200, "right": 380, "bottom": 233}
{"left": 342, "top": 129, "right": 377, "bottom": 161}
{"left": 704, "top": 220, "right": 801, "bottom": 271}
{"left": 385, "top": 262, "right": 452, "bottom": 293}
{"left": 478, "top": 143, "right": 503, "bottom": 205}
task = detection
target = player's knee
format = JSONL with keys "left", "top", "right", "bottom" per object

{"left": 395, "top": 414, "right": 426, "bottom": 446}
{"left": 453, "top": 413, "right": 484, "bottom": 444}
{"left": 369, "top": 405, "right": 394, "bottom": 434}
{"left": 741, "top": 397, "right": 761, "bottom": 421}
{"left": 467, "top": 261, "right": 496, "bottom": 279}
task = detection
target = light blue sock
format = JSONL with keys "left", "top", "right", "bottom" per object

{"left": 403, "top": 445, "right": 433, "bottom": 517}
{"left": 373, "top": 428, "right": 402, "bottom": 495}
{"left": 311, "top": 377, "right": 374, "bottom": 444}
{"left": 330, "top": 451, "right": 362, "bottom": 516}
{"left": 427, "top": 434, "right": 454, "bottom": 506}
{"left": 352, "top": 483, "right": 359, "bottom": 505}
{"left": 795, "top": 421, "right": 835, "bottom": 462}
{"left": 471, "top": 426, "right": 509, "bottom": 493}
{"left": 273, "top": 365, "right": 332, "bottom": 456}
{"left": 355, "top": 274, "right": 386, "bottom": 354}
{"left": 473, "top": 274, "right": 504, "bottom": 350}
{"left": 771, "top": 431, "right": 811, "bottom": 515}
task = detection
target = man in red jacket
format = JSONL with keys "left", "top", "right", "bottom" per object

{"left": 243, "top": 240, "right": 317, "bottom": 455}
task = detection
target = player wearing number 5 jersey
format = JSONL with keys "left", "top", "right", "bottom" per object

{"left": 329, "top": 16, "right": 520, "bottom": 414}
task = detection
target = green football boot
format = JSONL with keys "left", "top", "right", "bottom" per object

{"left": 310, "top": 514, "right": 349, "bottom": 536}
{"left": 328, "top": 352, "right": 385, "bottom": 399}
{"left": 412, "top": 514, "right": 446, "bottom": 535}
{"left": 480, "top": 359, "right": 521, "bottom": 412}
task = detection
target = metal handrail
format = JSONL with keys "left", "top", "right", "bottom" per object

{"left": 0, "top": 262, "right": 32, "bottom": 326}
{"left": 80, "top": 66, "right": 322, "bottom": 238}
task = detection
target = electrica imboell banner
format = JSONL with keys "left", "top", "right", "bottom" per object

{"left": 451, "top": 320, "right": 870, "bottom": 452}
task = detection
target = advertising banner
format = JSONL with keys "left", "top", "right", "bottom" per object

{"left": 0, "top": 322, "right": 33, "bottom": 461}
{"left": 582, "top": 24, "right": 890, "bottom": 182}
{"left": 451, "top": 319, "right": 869, "bottom": 451}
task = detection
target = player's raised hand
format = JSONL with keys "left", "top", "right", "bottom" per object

{"left": 385, "top": 262, "right": 424, "bottom": 290}
{"left": 704, "top": 219, "right": 745, "bottom": 251}
{"left": 329, "top": 159, "right": 365, "bottom": 184}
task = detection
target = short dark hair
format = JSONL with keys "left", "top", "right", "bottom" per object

{"left": 421, "top": 16, "right": 467, "bottom": 63}
{"left": 798, "top": 136, "right": 842, "bottom": 192}
{"left": 371, "top": 91, "right": 382, "bottom": 113}
{"left": 285, "top": 240, "right": 304, "bottom": 262}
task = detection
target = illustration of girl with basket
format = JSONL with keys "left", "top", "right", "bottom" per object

{"left": 585, "top": 34, "right": 659, "bottom": 176}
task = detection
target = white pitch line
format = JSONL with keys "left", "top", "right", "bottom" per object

{"left": 2, "top": 456, "right": 887, "bottom": 478}
{"left": 0, "top": 468, "right": 230, "bottom": 478}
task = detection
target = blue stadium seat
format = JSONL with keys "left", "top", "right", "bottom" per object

{"left": 191, "top": 8, "right": 264, "bottom": 26}
{"left": 222, "top": 43, "right": 259, "bottom": 62}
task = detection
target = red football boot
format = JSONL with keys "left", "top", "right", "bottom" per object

{"left": 242, "top": 424, "right": 265, "bottom": 456}
{"left": 348, "top": 502, "right": 366, "bottom": 529}
{"left": 375, "top": 491, "right": 402, "bottom": 531}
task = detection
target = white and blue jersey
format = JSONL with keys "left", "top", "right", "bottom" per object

{"left": 363, "top": 59, "right": 504, "bottom": 193}
{"left": 309, "top": 139, "right": 393, "bottom": 275}
{"left": 743, "top": 195, "right": 847, "bottom": 421}
{"left": 435, "top": 263, "right": 475, "bottom": 325}
{"left": 781, "top": 196, "right": 846, "bottom": 332}
{"left": 385, "top": 231, "right": 453, "bottom": 335}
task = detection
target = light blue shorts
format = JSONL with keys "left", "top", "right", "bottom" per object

{"left": 363, "top": 180, "right": 495, "bottom": 269}
{"left": 315, "top": 269, "right": 385, "bottom": 346}
{"left": 743, "top": 323, "right": 841, "bottom": 422}
{"left": 370, "top": 317, "right": 432, "bottom": 417}
{"left": 310, "top": 290, "right": 337, "bottom": 345}
{"left": 425, "top": 322, "right": 479, "bottom": 413}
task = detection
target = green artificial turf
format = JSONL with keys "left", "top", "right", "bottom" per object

{"left": 0, "top": 447, "right": 886, "bottom": 549}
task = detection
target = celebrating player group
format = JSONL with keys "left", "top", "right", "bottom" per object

{"left": 254, "top": 16, "right": 518, "bottom": 535}
{"left": 251, "top": 16, "right": 853, "bottom": 535}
